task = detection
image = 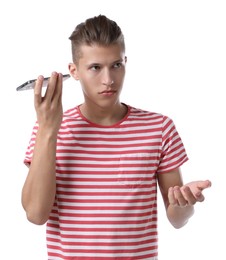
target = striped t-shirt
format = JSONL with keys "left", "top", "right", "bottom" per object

{"left": 24, "top": 104, "right": 188, "bottom": 260}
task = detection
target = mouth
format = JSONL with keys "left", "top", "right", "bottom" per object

{"left": 98, "top": 90, "right": 117, "bottom": 96}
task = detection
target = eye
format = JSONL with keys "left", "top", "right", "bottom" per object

{"left": 113, "top": 62, "right": 122, "bottom": 69}
{"left": 90, "top": 65, "right": 100, "bottom": 71}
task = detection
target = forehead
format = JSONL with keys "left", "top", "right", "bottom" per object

{"left": 79, "top": 43, "right": 125, "bottom": 64}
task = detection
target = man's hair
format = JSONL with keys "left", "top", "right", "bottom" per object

{"left": 69, "top": 15, "right": 125, "bottom": 64}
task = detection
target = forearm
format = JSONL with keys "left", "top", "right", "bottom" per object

{"left": 22, "top": 130, "right": 57, "bottom": 225}
{"left": 167, "top": 204, "right": 194, "bottom": 229}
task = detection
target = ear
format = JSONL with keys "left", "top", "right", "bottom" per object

{"left": 68, "top": 62, "right": 79, "bottom": 80}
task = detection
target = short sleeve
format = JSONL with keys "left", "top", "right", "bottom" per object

{"left": 157, "top": 116, "right": 188, "bottom": 173}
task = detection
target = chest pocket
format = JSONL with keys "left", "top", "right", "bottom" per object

{"left": 117, "top": 153, "right": 157, "bottom": 189}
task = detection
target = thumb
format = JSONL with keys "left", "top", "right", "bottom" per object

{"left": 195, "top": 180, "right": 211, "bottom": 202}
{"left": 197, "top": 180, "right": 212, "bottom": 191}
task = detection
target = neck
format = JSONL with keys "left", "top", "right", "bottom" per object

{"left": 79, "top": 102, "right": 128, "bottom": 126}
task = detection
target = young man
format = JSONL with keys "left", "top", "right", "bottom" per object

{"left": 21, "top": 15, "right": 211, "bottom": 260}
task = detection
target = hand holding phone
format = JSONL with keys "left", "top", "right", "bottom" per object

{"left": 16, "top": 74, "right": 70, "bottom": 91}
{"left": 34, "top": 72, "right": 64, "bottom": 136}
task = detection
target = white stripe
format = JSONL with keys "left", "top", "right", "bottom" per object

{"left": 47, "top": 234, "right": 156, "bottom": 243}
{"left": 57, "top": 193, "right": 155, "bottom": 200}
{"left": 57, "top": 222, "right": 157, "bottom": 229}
{"left": 49, "top": 215, "right": 156, "bottom": 222}
{"left": 57, "top": 138, "right": 160, "bottom": 145}
{"left": 56, "top": 160, "right": 157, "bottom": 165}
{"left": 57, "top": 152, "right": 157, "bottom": 158}
{"left": 60, "top": 124, "right": 162, "bottom": 132}
{"left": 56, "top": 166, "right": 156, "bottom": 171}
{"left": 57, "top": 208, "right": 155, "bottom": 214}
{"left": 57, "top": 187, "right": 155, "bottom": 193}
{"left": 57, "top": 200, "right": 155, "bottom": 207}
{"left": 47, "top": 242, "right": 155, "bottom": 250}
{"left": 47, "top": 248, "right": 157, "bottom": 258}
{"left": 57, "top": 173, "right": 156, "bottom": 179}
{"left": 47, "top": 226, "right": 157, "bottom": 236}
{"left": 56, "top": 145, "right": 159, "bottom": 152}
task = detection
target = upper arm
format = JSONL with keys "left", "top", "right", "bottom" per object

{"left": 157, "top": 168, "right": 184, "bottom": 209}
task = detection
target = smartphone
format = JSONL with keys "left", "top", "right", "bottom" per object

{"left": 16, "top": 74, "right": 71, "bottom": 91}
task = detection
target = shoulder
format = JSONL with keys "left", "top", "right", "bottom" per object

{"left": 62, "top": 106, "right": 84, "bottom": 122}
{"left": 127, "top": 104, "right": 173, "bottom": 124}
{"left": 60, "top": 106, "right": 86, "bottom": 129}
{"left": 63, "top": 106, "right": 80, "bottom": 117}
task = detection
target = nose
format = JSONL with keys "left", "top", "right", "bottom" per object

{"left": 102, "top": 69, "right": 114, "bottom": 86}
{"left": 103, "top": 80, "right": 114, "bottom": 86}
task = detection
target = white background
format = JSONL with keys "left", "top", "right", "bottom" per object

{"left": 0, "top": 0, "right": 225, "bottom": 259}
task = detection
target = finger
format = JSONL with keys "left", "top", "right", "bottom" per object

{"left": 197, "top": 180, "right": 212, "bottom": 190}
{"left": 168, "top": 187, "right": 177, "bottom": 205}
{"left": 173, "top": 186, "right": 188, "bottom": 207}
{"left": 181, "top": 186, "right": 197, "bottom": 205}
{"left": 196, "top": 180, "right": 211, "bottom": 202}
{"left": 44, "top": 72, "right": 58, "bottom": 102}
{"left": 53, "top": 73, "right": 63, "bottom": 104}
{"left": 196, "top": 192, "right": 205, "bottom": 202}
{"left": 34, "top": 75, "right": 44, "bottom": 107}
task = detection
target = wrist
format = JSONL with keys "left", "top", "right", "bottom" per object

{"left": 167, "top": 204, "right": 194, "bottom": 229}
{"left": 36, "top": 126, "right": 59, "bottom": 141}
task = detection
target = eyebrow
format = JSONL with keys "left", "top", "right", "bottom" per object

{"left": 113, "top": 58, "right": 124, "bottom": 64}
{"left": 87, "top": 59, "right": 124, "bottom": 67}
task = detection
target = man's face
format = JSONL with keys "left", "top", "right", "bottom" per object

{"left": 70, "top": 43, "right": 127, "bottom": 109}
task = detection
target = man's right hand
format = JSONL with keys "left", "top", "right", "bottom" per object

{"left": 34, "top": 72, "right": 63, "bottom": 137}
